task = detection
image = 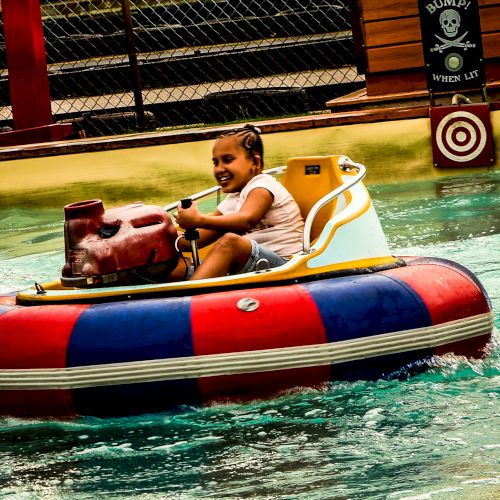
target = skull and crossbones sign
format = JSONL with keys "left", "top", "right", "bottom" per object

{"left": 430, "top": 9, "right": 477, "bottom": 53}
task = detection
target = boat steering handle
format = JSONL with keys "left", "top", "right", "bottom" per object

{"left": 180, "top": 198, "right": 192, "bottom": 209}
{"left": 180, "top": 198, "right": 201, "bottom": 269}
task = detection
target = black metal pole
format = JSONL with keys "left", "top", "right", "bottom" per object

{"left": 120, "top": 0, "right": 146, "bottom": 131}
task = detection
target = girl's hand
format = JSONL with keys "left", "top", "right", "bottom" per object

{"left": 175, "top": 201, "right": 201, "bottom": 229}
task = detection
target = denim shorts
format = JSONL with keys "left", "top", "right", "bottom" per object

{"left": 186, "top": 239, "right": 286, "bottom": 278}
{"left": 238, "top": 239, "right": 287, "bottom": 274}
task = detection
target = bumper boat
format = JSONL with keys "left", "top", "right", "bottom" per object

{"left": 0, "top": 155, "right": 493, "bottom": 418}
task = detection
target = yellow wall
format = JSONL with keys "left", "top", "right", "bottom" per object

{"left": 1, "top": 111, "right": 498, "bottom": 209}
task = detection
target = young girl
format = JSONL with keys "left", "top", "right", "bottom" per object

{"left": 174, "top": 124, "right": 304, "bottom": 280}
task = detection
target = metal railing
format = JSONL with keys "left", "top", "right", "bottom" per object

{"left": 0, "top": 1, "right": 364, "bottom": 136}
{"left": 302, "top": 156, "right": 365, "bottom": 252}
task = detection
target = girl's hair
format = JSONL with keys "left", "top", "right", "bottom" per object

{"left": 219, "top": 124, "right": 264, "bottom": 167}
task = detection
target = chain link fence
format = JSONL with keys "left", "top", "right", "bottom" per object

{"left": 0, "top": 0, "right": 363, "bottom": 137}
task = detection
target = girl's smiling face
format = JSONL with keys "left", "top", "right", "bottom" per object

{"left": 212, "top": 135, "right": 261, "bottom": 193}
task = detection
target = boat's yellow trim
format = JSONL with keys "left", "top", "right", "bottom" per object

{"left": 17, "top": 254, "right": 400, "bottom": 303}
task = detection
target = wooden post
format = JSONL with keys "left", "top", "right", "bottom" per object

{"left": 3, "top": 0, "right": 53, "bottom": 129}
{"left": 0, "top": 0, "right": 72, "bottom": 146}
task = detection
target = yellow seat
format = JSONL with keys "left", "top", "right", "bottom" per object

{"left": 282, "top": 155, "right": 343, "bottom": 242}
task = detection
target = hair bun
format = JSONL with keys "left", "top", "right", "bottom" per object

{"left": 244, "top": 124, "right": 262, "bottom": 134}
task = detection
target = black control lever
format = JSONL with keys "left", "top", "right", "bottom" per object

{"left": 180, "top": 198, "right": 192, "bottom": 209}
{"left": 180, "top": 198, "right": 200, "bottom": 269}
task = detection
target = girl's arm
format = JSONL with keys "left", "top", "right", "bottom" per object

{"left": 176, "top": 188, "right": 273, "bottom": 234}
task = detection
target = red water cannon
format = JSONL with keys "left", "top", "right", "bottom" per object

{"left": 61, "top": 199, "right": 179, "bottom": 287}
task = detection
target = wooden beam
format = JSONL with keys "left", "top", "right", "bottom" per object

{"left": 2, "top": 0, "right": 53, "bottom": 130}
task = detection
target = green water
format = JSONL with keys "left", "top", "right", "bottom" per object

{"left": 0, "top": 172, "right": 499, "bottom": 499}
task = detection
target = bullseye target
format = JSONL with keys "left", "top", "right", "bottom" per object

{"left": 431, "top": 104, "right": 494, "bottom": 168}
{"left": 436, "top": 111, "right": 486, "bottom": 162}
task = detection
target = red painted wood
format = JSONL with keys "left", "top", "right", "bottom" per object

{"left": 2, "top": 0, "right": 53, "bottom": 129}
{"left": 0, "top": 123, "right": 74, "bottom": 147}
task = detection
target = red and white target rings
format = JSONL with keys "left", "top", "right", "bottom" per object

{"left": 436, "top": 111, "right": 486, "bottom": 162}
{"left": 431, "top": 104, "right": 494, "bottom": 168}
